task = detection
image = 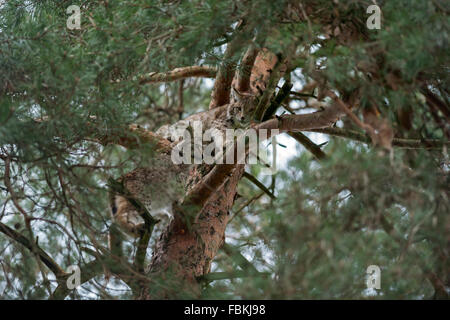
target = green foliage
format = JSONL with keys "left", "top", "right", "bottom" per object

{"left": 225, "top": 141, "right": 448, "bottom": 299}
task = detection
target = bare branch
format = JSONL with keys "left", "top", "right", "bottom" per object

{"left": 139, "top": 66, "right": 217, "bottom": 84}
{"left": 252, "top": 54, "right": 285, "bottom": 121}
{"left": 51, "top": 259, "right": 104, "bottom": 300}
{"left": 222, "top": 243, "right": 259, "bottom": 274}
{"left": 197, "top": 270, "right": 270, "bottom": 282}
{"left": 230, "top": 192, "right": 264, "bottom": 220}
{"left": 99, "top": 124, "right": 172, "bottom": 153}
{"left": 0, "top": 221, "right": 67, "bottom": 278}
{"left": 282, "top": 104, "right": 327, "bottom": 160}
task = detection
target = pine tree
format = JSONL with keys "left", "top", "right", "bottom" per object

{"left": 0, "top": 0, "right": 448, "bottom": 299}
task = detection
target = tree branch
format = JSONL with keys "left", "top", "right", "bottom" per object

{"left": 182, "top": 106, "right": 344, "bottom": 214}
{"left": 139, "top": 66, "right": 217, "bottom": 84}
{"left": 51, "top": 258, "right": 104, "bottom": 300}
{"left": 0, "top": 221, "right": 67, "bottom": 278}
{"left": 242, "top": 172, "right": 275, "bottom": 199}
{"left": 209, "top": 29, "right": 248, "bottom": 109}
{"left": 325, "top": 90, "right": 376, "bottom": 137}
{"left": 230, "top": 192, "right": 265, "bottom": 221}
{"left": 252, "top": 54, "right": 284, "bottom": 121}
{"left": 262, "top": 81, "right": 293, "bottom": 121}
{"left": 134, "top": 229, "right": 151, "bottom": 273}
{"left": 281, "top": 98, "right": 328, "bottom": 160}
{"left": 197, "top": 270, "right": 270, "bottom": 282}
{"left": 99, "top": 124, "right": 173, "bottom": 153}
{"left": 236, "top": 44, "right": 260, "bottom": 93}
{"left": 288, "top": 132, "right": 327, "bottom": 160}
{"left": 107, "top": 177, "right": 158, "bottom": 273}
{"left": 222, "top": 243, "right": 259, "bottom": 274}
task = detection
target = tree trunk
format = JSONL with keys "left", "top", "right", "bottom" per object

{"left": 140, "top": 164, "right": 244, "bottom": 299}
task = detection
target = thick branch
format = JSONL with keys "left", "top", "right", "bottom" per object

{"left": 99, "top": 124, "right": 172, "bottom": 153}
{"left": 252, "top": 54, "right": 284, "bottom": 121}
{"left": 134, "top": 230, "right": 151, "bottom": 273}
{"left": 283, "top": 105, "right": 327, "bottom": 160}
{"left": 139, "top": 66, "right": 217, "bottom": 84}
{"left": 242, "top": 172, "right": 275, "bottom": 199}
{"left": 325, "top": 90, "right": 376, "bottom": 137}
{"left": 51, "top": 258, "right": 104, "bottom": 300}
{"left": 197, "top": 271, "right": 269, "bottom": 282}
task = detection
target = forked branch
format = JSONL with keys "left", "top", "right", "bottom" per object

{"left": 139, "top": 66, "right": 217, "bottom": 84}
{"left": 209, "top": 28, "right": 248, "bottom": 109}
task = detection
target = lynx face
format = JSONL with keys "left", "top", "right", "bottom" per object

{"left": 227, "top": 90, "right": 257, "bottom": 127}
